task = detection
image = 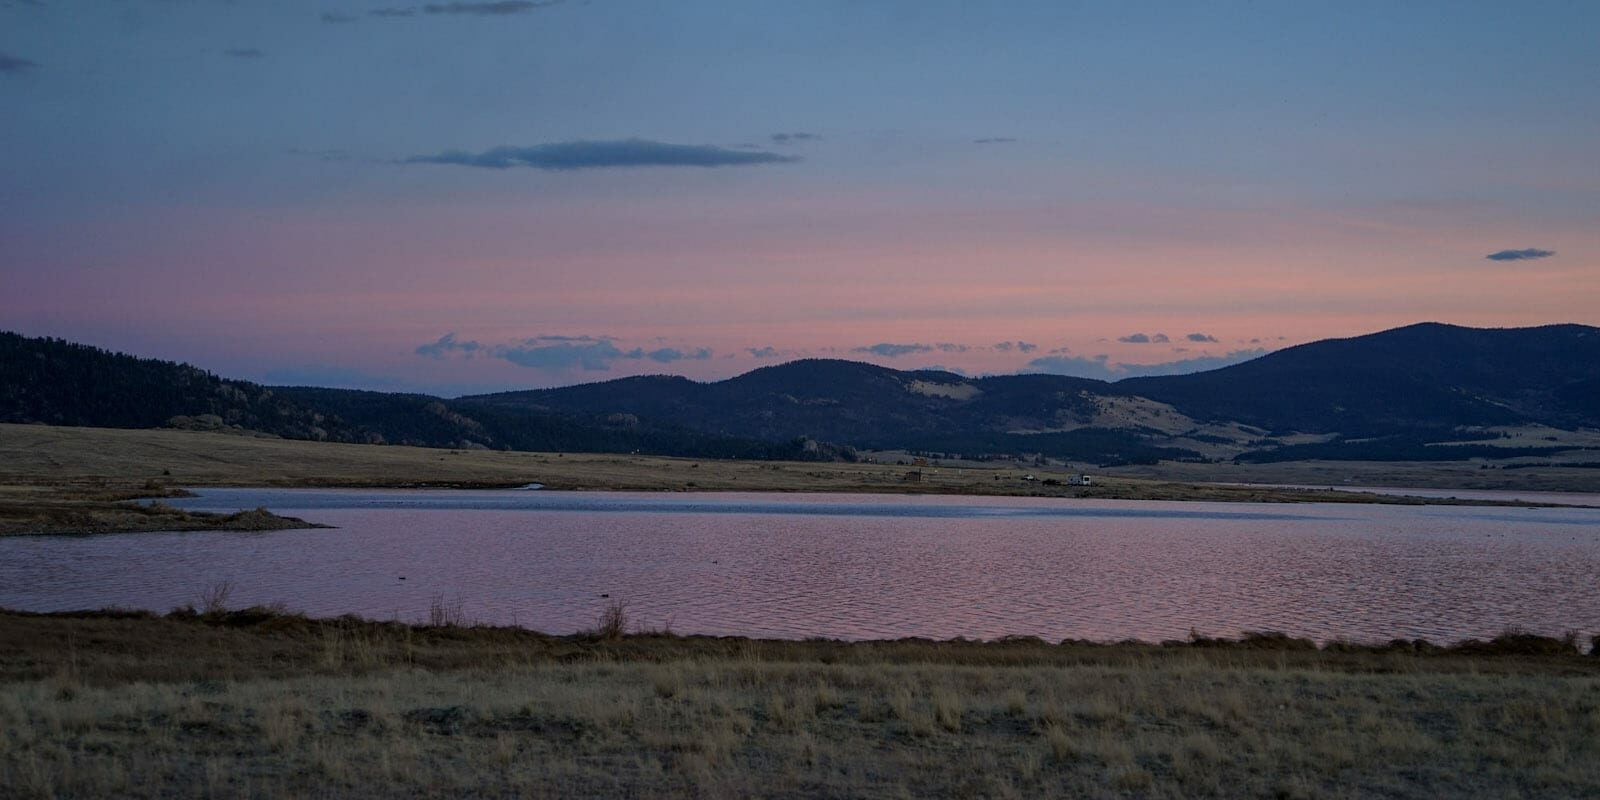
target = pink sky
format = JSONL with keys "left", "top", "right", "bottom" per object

{"left": 4, "top": 2, "right": 1596, "bottom": 394}
{"left": 7, "top": 180, "right": 1595, "bottom": 393}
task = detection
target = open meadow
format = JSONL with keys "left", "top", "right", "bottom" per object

{"left": 2, "top": 608, "right": 1597, "bottom": 799}
{"left": 0, "top": 422, "right": 1354, "bottom": 496}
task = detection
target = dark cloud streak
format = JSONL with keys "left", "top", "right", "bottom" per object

{"left": 403, "top": 139, "right": 798, "bottom": 170}
{"left": 365, "top": 2, "right": 559, "bottom": 17}
{"left": 992, "top": 341, "right": 1038, "bottom": 353}
{"left": 853, "top": 343, "right": 933, "bottom": 358}
{"left": 417, "top": 334, "right": 712, "bottom": 371}
{"left": 1027, "top": 349, "right": 1266, "bottom": 380}
{"left": 1486, "top": 248, "right": 1555, "bottom": 261}
{"left": 629, "top": 346, "right": 713, "bottom": 364}
{"left": 852, "top": 342, "right": 969, "bottom": 358}
{"left": 771, "top": 132, "right": 821, "bottom": 144}
{"left": 422, "top": 1, "right": 560, "bottom": 14}
{"left": 0, "top": 52, "right": 39, "bottom": 74}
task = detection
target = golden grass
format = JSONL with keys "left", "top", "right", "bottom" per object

{"left": 2, "top": 610, "right": 1597, "bottom": 799}
{"left": 1107, "top": 456, "right": 1600, "bottom": 494}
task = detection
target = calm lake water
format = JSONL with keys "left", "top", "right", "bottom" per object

{"left": 3, "top": 488, "right": 1598, "bottom": 644}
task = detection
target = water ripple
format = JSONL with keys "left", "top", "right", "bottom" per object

{"left": 2, "top": 489, "right": 1597, "bottom": 644}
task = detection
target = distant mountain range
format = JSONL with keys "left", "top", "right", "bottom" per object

{"left": 3, "top": 323, "right": 1598, "bottom": 466}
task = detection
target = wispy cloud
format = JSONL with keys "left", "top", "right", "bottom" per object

{"left": 636, "top": 346, "right": 713, "bottom": 364}
{"left": 1486, "top": 247, "right": 1556, "bottom": 262}
{"left": 1026, "top": 349, "right": 1266, "bottom": 381}
{"left": 262, "top": 364, "right": 506, "bottom": 397}
{"left": 354, "top": 2, "right": 560, "bottom": 19}
{"left": 747, "top": 346, "right": 780, "bottom": 359}
{"left": 417, "top": 333, "right": 712, "bottom": 371}
{"left": 771, "top": 132, "right": 821, "bottom": 144}
{"left": 416, "top": 332, "right": 483, "bottom": 358}
{"left": 403, "top": 139, "right": 798, "bottom": 170}
{"left": 851, "top": 342, "right": 969, "bottom": 358}
{"left": 499, "top": 339, "right": 622, "bottom": 371}
{"left": 973, "top": 137, "right": 1016, "bottom": 144}
{"left": 264, "top": 364, "right": 408, "bottom": 390}
{"left": 224, "top": 48, "right": 265, "bottom": 59}
{"left": 320, "top": 12, "right": 359, "bottom": 23}
{"left": 853, "top": 343, "right": 933, "bottom": 358}
{"left": 1117, "top": 332, "right": 1169, "bottom": 344}
{"left": 1185, "top": 332, "right": 1218, "bottom": 343}
{"left": 0, "top": 52, "right": 39, "bottom": 74}
{"left": 421, "top": 1, "right": 560, "bottom": 14}
{"left": 1025, "top": 353, "right": 1114, "bottom": 379}
{"left": 287, "top": 148, "right": 351, "bottom": 162}
{"left": 992, "top": 341, "right": 1038, "bottom": 353}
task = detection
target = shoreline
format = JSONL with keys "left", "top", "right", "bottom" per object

{"left": 0, "top": 485, "right": 328, "bottom": 537}
{"left": 1, "top": 423, "right": 1595, "bottom": 536}
{"left": 5, "top": 606, "right": 1598, "bottom": 658}
{"left": 0, "top": 479, "right": 1586, "bottom": 537}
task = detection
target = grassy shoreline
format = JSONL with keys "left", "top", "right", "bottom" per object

{"left": 3, "top": 608, "right": 1597, "bottom": 798}
{"left": 0, "top": 485, "right": 327, "bottom": 537}
{"left": 0, "top": 424, "right": 1591, "bottom": 535}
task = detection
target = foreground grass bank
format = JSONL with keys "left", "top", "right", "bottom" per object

{"left": 2, "top": 609, "right": 1597, "bottom": 799}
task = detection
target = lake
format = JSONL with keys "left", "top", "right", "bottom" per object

{"left": 2, "top": 488, "right": 1598, "bottom": 644}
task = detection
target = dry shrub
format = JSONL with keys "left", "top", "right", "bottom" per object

{"left": 932, "top": 688, "right": 964, "bottom": 732}
{"left": 199, "top": 581, "right": 233, "bottom": 616}
{"left": 650, "top": 666, "right": 683, "bottom": 699}
{"left": 1043, "top": 722, "right": 1076, "bottom": 761}
{"left": 427, "top": 594, "right": 467, "bottom": 628}
{"left": 595, "top": 600, "right": 628, "bottom": 640}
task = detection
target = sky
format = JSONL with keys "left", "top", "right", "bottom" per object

{"left": 2, "top": 0, "right": 1596, "bottom": 396}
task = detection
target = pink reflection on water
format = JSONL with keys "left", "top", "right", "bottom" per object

{"left": 2, "top": 491, "right": 1597, "bottom": 644}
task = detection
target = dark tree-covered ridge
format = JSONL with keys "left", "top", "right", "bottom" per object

{"left": 4, "top": 323, "right": 1598, "bottom": 465}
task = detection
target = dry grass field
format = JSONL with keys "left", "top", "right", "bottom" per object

{"left": 1102, "top": 457, "right": 1600, "bottom": 494}
{"left": 3, "top": 609, "right": 1597, "bottom": 799}
{"left": 0, "top": 425, "right": 1575, "bottom": 529}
